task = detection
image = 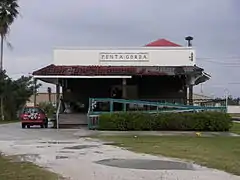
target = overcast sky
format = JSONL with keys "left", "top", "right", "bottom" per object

{"left": 3, "top": 0, "right": 240, "bottom": 97}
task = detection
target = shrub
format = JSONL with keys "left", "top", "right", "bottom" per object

{"left": 98, "top": 111, "right": 232, "bottom": 131}
{"left": 38, "top": 102, "right": 56, "bottom": 118}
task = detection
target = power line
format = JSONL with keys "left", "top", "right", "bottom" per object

{"left": 197, "top": 59, "right": 240, "bottom": 66}
{"left": 197, "top": 56, "right": 240, "bottom": 60}
{"left": 197, "top": 56, "right": 240, "bottom": 64}
{"left": 198, "top": 59, "right": 240, "bottom": 64}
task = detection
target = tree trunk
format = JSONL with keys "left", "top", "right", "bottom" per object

{"left": 0, "top": 34, "right": 4, "bottom": 120}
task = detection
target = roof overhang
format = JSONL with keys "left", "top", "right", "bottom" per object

{"left": 33, "top": 64, "right": 202, "bottom": 76}
{"left": 32, "top": 64, "right": 210, "bottom": 85}
{"left": 195, "top": 71, "right": 211, "bottom": 85}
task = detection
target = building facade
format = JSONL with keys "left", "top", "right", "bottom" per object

{"left": 32, "top": 39, "right": 210, "bottom": 114}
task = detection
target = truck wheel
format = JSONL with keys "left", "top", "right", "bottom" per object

{"left": 22, "top": 124, "right": 25, "bottom": 129}
{"left": 27, "top": 125, "right": 30, "bottom": 128}
{"left": 40, "top": 125, "right": 44, "bottom": 128}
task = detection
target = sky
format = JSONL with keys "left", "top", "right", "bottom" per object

{"left": 3, "top": 0, "right": 240, "bottom": 98}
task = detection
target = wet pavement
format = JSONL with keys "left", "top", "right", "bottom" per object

{"left": 0, "top": 123, "right": 239, "bottom": 180}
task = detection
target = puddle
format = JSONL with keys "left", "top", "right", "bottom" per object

{"left": 95, "top": 158, "right": 195, "bottom": 170}
{"left": 40, "top": 141, "right": 75, "bottom": 145}
{"left": 56, "top": 155, "right": 69, "bottom": 159}
{"left": 103, "top": 142, "right": 119, "bottom": 146}
{"left": 94, "top": 151, "right": 103, "bottom": 154}
{"left": 64, "top": 145, "right": 99, "bottom": 150}
{"left": 57, "top": 151, "right": 75, "bottom": 154}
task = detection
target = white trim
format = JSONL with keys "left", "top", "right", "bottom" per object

{"left": 33, "top": 75, "right": 132, "bottom": 79}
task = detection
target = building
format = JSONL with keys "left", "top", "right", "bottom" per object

{"left": 32, "top": 38, "right": 210, "bottom": 126}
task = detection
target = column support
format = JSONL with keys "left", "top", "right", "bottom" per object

{"left": 122, "top": 78, "right": 127, "bottom": 99}
{"left": 183, "top": 86, "right": 188, "bottom": 105}
{"left": 56, "top": 79, "right": 60, "bottom": 106}
{"left": 189, "top": 85, "right": 193, "bottom": 105}
{"left": 186, "top": 75, "right": 196, "bottom": 106}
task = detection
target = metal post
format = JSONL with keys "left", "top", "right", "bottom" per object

{"left": 33, "top": 78, "right": 37, "bottom": 106}
{"left": 183, "top": 86, "right": 188, "bottom": 105}
{"left": 225, "top": 91, "right": 228, "bottom": 107}
{"left": 226, "top": 95, "right": 228, "bottom": 107}
{"left": 189, "top": 85, "right": 193, "bottom": 105}
{"left": 56, "top": 79, "right": 60, "bottom": 106}
{"left": 122, "top": 78, "right": 127, "bottom": 111}
{"left": 110, "top": 99, "right": 113, "bottom": 112}
{"left": 122, "top": 78, "right": 127, "bottom": 99}
{"left": 0, "top": 35, "right": 4, "bottom": 120}
{"left": 185, "top": 36, "right": 194, "bottom": 106}
{"left": 56, "top": 78, "right": 60, "bottom": 130}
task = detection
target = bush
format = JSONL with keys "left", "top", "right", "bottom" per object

{"left": 38, "top": 102, "right": 56, "bottom": 118}
{"left": 98, "top": 111, "right": 232, "bottom": 131}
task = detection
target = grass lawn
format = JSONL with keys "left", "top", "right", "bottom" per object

{"left": 0, "top": 155, "right": 59, "bottom": 180}
{"left": 98, "top": 135, "right": 240, "bottom": 175}
{"left": 230, "top": 122, "right": 240, "bottom": 134}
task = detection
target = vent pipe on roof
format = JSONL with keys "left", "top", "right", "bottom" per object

{"left": 185, "top": 36, "right": 193, "bottom": 47}
{"left": 185, "top": 36, "right": 194, "bottom": 105}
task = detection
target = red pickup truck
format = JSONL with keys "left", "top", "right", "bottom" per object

{"left": 20, "top": 106, "right": 48, "bottom": 129}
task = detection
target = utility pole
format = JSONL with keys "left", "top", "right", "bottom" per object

{"left": 0, "top": 35, "right": 4, "bottom": 120}
{"left": 185, "top": 36, "right": 194, "bottom": 105}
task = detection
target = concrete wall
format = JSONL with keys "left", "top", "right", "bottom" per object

{"left": 53, "top": 47, "right": 195, "bottom": 67}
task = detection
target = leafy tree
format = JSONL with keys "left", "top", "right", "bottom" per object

{"left": 0, "top": 71, "right": 41, "bottom": 120}
{"left": 0, "top": 0, "right": 19, "bottom": 120}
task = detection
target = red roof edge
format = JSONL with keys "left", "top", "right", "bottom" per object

{"left": 145, "top": 38, "right": 181, "bottom": 47}
{"left": 33, "top": 64, "right": 56, "bottom": 75}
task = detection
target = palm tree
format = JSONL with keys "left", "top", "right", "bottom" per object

{"left": 0, "top": 0, "right": 19, "bottom": 120}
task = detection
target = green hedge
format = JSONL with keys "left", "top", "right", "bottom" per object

{"left": 98, "top": 112, "right": 232, "bottom": 131}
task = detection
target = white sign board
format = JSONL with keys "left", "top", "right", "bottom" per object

{"left": 99, "top": 52, "right": 149, "bottom": 62}
{"left": 54, "top": 47, "right": 196, "bottom": 66}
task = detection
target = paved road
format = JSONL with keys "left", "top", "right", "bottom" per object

{"left": 0, "top": 123, "right": 239, "bottom": 180}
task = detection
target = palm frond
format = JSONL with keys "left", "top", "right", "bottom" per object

{"left": 0, "top": 0, "right": 19, "bottom": 36}
{"left": 0, "top": 0, "right": 19, "bottom": 50}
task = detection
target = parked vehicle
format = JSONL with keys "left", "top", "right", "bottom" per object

{"left": 19, "top": 106, "right": 48, "bottom": 129}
